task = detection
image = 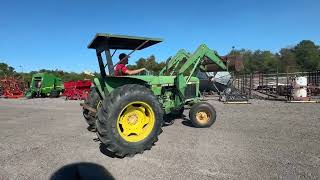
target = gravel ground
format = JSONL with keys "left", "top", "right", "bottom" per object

{"left": 0, "top": 97, "right": 319, "bottom": 180}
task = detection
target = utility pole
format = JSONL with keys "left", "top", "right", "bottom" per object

{"left": 19, "top": 65, "right": 24, "bottom": 81}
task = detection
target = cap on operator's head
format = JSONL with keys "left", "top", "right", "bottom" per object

{"left": 119, "top": 53, "right": 128, "bottom": 60}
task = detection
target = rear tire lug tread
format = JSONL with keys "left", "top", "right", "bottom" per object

{"left": 97, "top": 84, "right": 163, "bottom": 157}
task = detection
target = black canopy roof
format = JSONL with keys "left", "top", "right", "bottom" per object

{"left": 88, "top": 33, "right": 163, "bottom": 50}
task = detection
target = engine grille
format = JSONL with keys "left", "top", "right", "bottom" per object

{"left": 184, "top": 84, "right": 196, "bottom": 99}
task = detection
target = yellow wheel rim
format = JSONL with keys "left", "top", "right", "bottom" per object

{"left": 117, "top": 101, "right": 155, "bottom": 142}
{"left": 196, "top": 111, "right": 211, "bottom": 124}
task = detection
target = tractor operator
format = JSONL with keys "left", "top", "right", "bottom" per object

{"left": 114, "top": 53, "right": 146, "bottom": 76}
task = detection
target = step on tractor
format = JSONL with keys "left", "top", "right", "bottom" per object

{"left": 25, "top": 73, "right": 64, "bottom": 98}
{"left": 81, "top": 33, "right": 227, "bottom": 157}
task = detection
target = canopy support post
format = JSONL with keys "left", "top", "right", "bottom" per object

{"left": 96, "top": 49, "right": 107, "bottom": 80}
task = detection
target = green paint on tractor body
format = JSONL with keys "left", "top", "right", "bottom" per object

{"left": 25, "top": 73, "right": 64, "bottom": 98}
{"left": 93, "top": 75, "right": 200, "bottom": 114}
{"left": 88, "top": 34, "right": 227, "bottom": 114}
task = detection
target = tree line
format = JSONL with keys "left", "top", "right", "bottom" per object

{"left": 232, "top": 40, "right": 320, "bottom": 73}
{"left": 0, "top": 63, "right": 99, "bottom": 83}
{"left": 129, "top": 40, "right": 320, "bottom": 74}
{"left": 1, "top": 39, "right": 319, "bottom": 83}
{"left": 127, "top": 55, "right": 166, "bottom": 75}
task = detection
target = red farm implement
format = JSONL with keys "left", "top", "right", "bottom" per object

{"left": 0, "top": 77, "right": 27, "bottom": 98}
{"left": 62, "top": 80, "right": 92, "bottom": 100}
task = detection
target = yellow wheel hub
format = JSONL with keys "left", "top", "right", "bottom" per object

{"left": 196, "top": 111, "right": 210, "bottom": 124}
{"left": 117, "top": 101, "right": 155, "bottom": 142}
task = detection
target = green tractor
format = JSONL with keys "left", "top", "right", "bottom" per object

{"left": 25, "top": 73, "right": 64, "bottom": 98}
{"left": 81, "top": 33, "right": 227, "bottom": 157}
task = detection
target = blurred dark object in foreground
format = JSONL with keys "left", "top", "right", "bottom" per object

{"left": 50, "top": 162, "right": 115, "bottom": 180}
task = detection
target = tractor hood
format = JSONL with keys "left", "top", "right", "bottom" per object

{"left": 101, "top": 75, "right": 199, "bottom": 97}
{"left": 106, "top": 75, "right": 199, "bottom": 86}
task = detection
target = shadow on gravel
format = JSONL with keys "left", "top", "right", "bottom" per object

{"left": 93, "top": 137, "right": 100, "bottom": 142}
{"left": 162, "top": 115, "right": 177, "bottom": 127}
{"left": 181, "top": 118, "right": 194, "bottom": 127}
{"left": 86, "top": 125, "right": 97, "bottom": 132}
{"left": 97, "top": 115, "right": 192, "bottom": 158}
{"left": 50, "top": 162, "right": 115, "bottom": 180}
{"left": 99, "top": 143, "right": 124, "bottom": 159}
{"left": 163, "top": 114, "right": 187, "bottom": 127}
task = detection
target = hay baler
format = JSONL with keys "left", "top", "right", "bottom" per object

{"left": 82, "top": 33, "right": 227, "bottom": 157}
{"left": 25, "top": 73, "right": 64, "bottom": 98}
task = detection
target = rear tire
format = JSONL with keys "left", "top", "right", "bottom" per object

{"left": 189, "top": 102, "right": 216, "bottom": 128}
{"left": 96, "top": 84, "right": 163, "bottom": 157}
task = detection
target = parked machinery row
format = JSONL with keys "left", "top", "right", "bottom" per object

{"left": 0, "top": 72, "right": 92, "bottom": 100}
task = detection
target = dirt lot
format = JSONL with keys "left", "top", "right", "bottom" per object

{"left": 0, "top": 98, "right": 319, "bottom": 179}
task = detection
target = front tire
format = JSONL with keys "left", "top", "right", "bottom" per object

{"left": 189, "top": 102, "right": 216, "bottom": 128}
{"left": 96, "top": 84, "right": 163, "bottom": 157}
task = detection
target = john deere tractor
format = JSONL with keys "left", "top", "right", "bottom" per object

{"left": 82, "top": 33, "right": 227, "bottom": 157}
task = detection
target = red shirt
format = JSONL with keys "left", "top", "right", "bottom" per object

{"left": 114, "top": 64, "right": 129, "bottom": 76}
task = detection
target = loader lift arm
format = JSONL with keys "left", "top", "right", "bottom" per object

{"left": 178, "top": 44, "right": 227, "bottom": 79}
{"left": 161, "top": 44, "right": 227, "bottom": 79}
{"left": 159, "top": 49, "right": 190, "bottom": 76}
{"left": 173, "top": 44, "right": 228, "bottom": 101}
